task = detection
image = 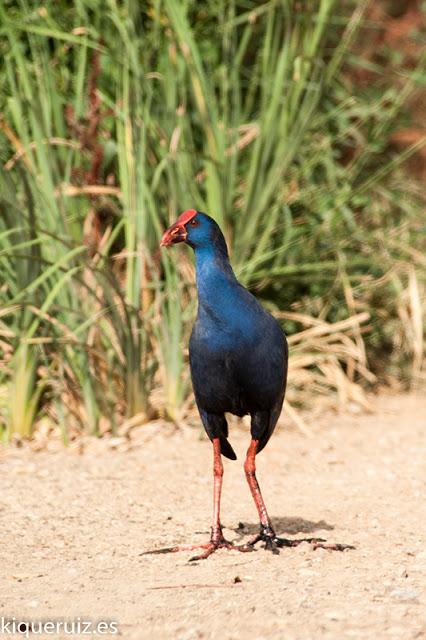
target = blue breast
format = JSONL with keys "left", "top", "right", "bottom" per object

{"left": 189, "top": 244, "right": 286, "bottom": 416}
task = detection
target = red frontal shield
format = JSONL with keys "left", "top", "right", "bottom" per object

{"left": 160, "top": 209, "right": 197, "bottom": 247}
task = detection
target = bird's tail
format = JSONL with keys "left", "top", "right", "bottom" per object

{"left": 220, "top": 437, "right": 237, "bottom": 460}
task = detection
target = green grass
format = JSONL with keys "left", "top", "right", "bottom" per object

{"left": 0, "top": 0, "right": 424, "bottom": 440}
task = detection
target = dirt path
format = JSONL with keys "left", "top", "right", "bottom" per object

{"left": 1, "top": 393, "right": 425, "bottom": 639}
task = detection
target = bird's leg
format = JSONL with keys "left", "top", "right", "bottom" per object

{"left": 141, "top": 438, "right": 252, "bottom": 561}
{"left": 243, "top": 439, "right": 281, "bottom": 553}
{"left": 188, "top": 438, "right": 247, "bottom": 561}
{"left": 243, "top": 439, "right": 353, "bottom": 553}
{"left": 210, "top": 436, "right": 225, "bottom": 543}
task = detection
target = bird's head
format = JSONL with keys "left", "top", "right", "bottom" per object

{"left": 160, "top": 210, "right": 224, "bottom": 251}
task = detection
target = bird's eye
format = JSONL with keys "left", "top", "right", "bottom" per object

{"left": 189, "top": 218, "right": 199, "bottom": 227}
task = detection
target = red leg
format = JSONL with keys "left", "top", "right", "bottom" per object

{"left": 211, "top": 437, "right": 224, "bottom": 541}
{"left": 141, "top": 438, "right": 252, "bottom": 561}
{"left": 243, "top": 439, "right": 282, "bottom": 553}
{"left": 188, "top": 438, "right": 230, "bottom": 560}
{"left": 243, "top": 439, "right": 354, "bottom": 553}
{"left": 244, "top": 439, "right": 273, "bottom": 532}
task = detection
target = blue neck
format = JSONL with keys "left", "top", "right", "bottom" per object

{"left": 194, "top": 244, "right": 236, "bottom": 298}
{"left": 193, "top": 242, "right": 250, "bottom": 334}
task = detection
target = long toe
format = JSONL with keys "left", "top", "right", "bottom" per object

{"left": 189, "top": 544, "right": 218, "bottom": 562}
{"left": 190, "top": 539, "right": 254, "bottom": 561}
{"left": 140, "top": 542, "right": 212, "bottom": 556}
{"left": 142, "top": 536, "right": 251, "bottom": 562}
{"left": 274, "top": 536, "right": 327, "bottom": 548}
{"left": 310, "top": 540, "right": 355, "bottom": 551}
{"left": 244, "top": 532, "right": 283, "bottom": 554}
{"left": 245, "top": 532, "right": 354, "bottom": 554}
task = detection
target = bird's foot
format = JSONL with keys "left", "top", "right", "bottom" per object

{"left": 140, "top": 527, "right": 254, "bottom": 562}
{"left": 187, "top": 536, "right": 247, "bottom": 562}
{"left": 244, "top": 525, "right": 354, "bottom": 554}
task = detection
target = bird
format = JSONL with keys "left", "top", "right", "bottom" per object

{"left": 151, "top": 209, "right": 351, "bottom": 560}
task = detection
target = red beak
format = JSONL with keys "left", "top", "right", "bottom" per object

{"left": 160, "top": 223, "right": 187, "bottom": 247}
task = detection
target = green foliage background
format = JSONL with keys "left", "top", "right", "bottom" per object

{"left": 0, "top": 0, "right": 424, "bottom": 440}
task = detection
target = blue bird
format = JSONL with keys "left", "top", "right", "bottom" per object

{"left": 155, "top": 210, "right": 350, "bottom": 560}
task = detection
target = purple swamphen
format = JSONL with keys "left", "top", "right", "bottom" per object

{"left": 148, "top": 210, "right": 351, "bottom": 560}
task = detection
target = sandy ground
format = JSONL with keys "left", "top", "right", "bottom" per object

{"left": 0, "top": 393, "right": 425, "bottom": 640}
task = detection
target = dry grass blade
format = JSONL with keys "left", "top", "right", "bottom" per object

{"left": 55, "top": 185, "right": 123, "bottom": 198}
{"left": 4, "top": 138, "right": 81, "bottom": 170}
{"left": 286, "top": 312, "right": 374, "bottom": 413}
{"left": 285, "top": 313, "right": 370, "bottom": 344}
{"left": 283, "top": 400, "right": 313, "bottom": 437}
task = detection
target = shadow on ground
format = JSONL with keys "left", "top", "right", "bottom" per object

{"left": 231, "top": 517, "right": 335, "bottom": 539}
